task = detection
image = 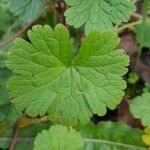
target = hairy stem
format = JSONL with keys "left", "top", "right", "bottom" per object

{"left": 117, "top": 20, "right": 141, "bottom": 33}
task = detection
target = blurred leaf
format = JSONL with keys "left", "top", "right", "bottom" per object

{"left": 136, "top": 0, "right": 150, "bottom": 48}
{"left": 0, "top": 127, "right": 13, "bottom": 149}
{"left": 0, "top": 67, "right": 12, "bottom": 105}
{"left": 0, "top": 0, "right": 9, "bottom": 5}
{"left": 0, "top": 86, "right": 9, "bottom": 105}
{"left": 142, "top": 127, "right": 150, "bottom": 146}
{"left": 10, "top": 0, "right": 44, "bottom": 24}
{"left": 130, "top": 92, "right": 150, "bottom": 126}
{"left": 77, "top": 121, "right": 146, "bottom": 150}
{"left": 0, "top": 1, "right": 14, "bottom": 35}
{"left": 0, "top": 104, "right": 21, "bottom": 128}
{"left": 143, "top": 83, "right": 150, "bottom": 93}
{"left": 136, "top": 21, "right": 150, "bottom": 48}
{"left": 0, "top": 51, "right": 7, "bottom": 68}
{"left": 128, "top": 72, "right": 139, "bottom": 84}
{"left": 15, "top": 123, "right": 50, "bottom": 150}
{"left": 0, "top": 67, "right": 12, "bottom": 83}
{"left": 34, "top": 125, "right": 84, "bottom": 150}
{"left": 0, "top": 46, "right": 13, "bottom": 104}
{"left": 0, "top": 123, "right": 50, "bottom": 149}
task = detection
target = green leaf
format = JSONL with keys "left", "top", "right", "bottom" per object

{"left": 136, "top": 21, "right": 150, "bottom": 48}
{"left": 77, "top": 121, "right": 146, "bottom": 150}
{"left": 0, "top": 104, "right": 21, "bottom": 128}
{"left": 64, "top": 0, "right": 136, "bottom": 34}
{"left": 10, "top": 0, "right": 44, "bottom": 24}
{"left": 34, "top": 125, "right": 84, "bottom": 150}
{"left": 130, "top": 92, "right": 150, "bottom": 126}
{"left": 6, "top": 24, "right": 129, "bottom": 125}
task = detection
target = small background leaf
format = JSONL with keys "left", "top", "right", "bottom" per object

{"left": 136, "top": 21, "right": 150, "bottom": 48}
{"left": 64, "top": 0, "right": 136, "bottom": 34}
{"left": 34, "top": 125, "right": 84, "bottom": 150}
{"left": 130, "top": 92, "right": 150, "bottom": 126}
{"left": 10, "top": 0, "right": 44, "bottom": 24}
{"left": 77, "top": 121, "right": 146, "bottom": 150}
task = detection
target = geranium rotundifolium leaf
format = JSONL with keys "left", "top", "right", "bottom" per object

{"left": 6, "top": 24, "right": 129, "bottom": 125}
{"left": 64, "top": 0, "right": 136, "bottom": 34}
{"left": 34, "top": 125, "right": 84, "bottom": 150}
{"left": 130, "top": 92, "right": 150, "bottom": 126}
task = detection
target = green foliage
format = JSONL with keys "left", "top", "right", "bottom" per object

{"left": 6, "top": 24, "right": 128, "bottom": 125}
{"left": 10, "top": 0, "right": 44, "bottom": 24}
{"left": 34, "top": 125, "right": 84, "bottom": 150}
{"left": 77, "top": 121, "right": 146, "bottom": 150}
{"left": 136, "top": 21, "right": 150, "bottom": 48}
{"left": 64, "top": 0, "right": 136, "bottom": 34}
{"left": 0, "top": 1, "right": 147, "bottom": 149}
{"left": 130, "top": 92, "right": 150, "bottom": 126}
